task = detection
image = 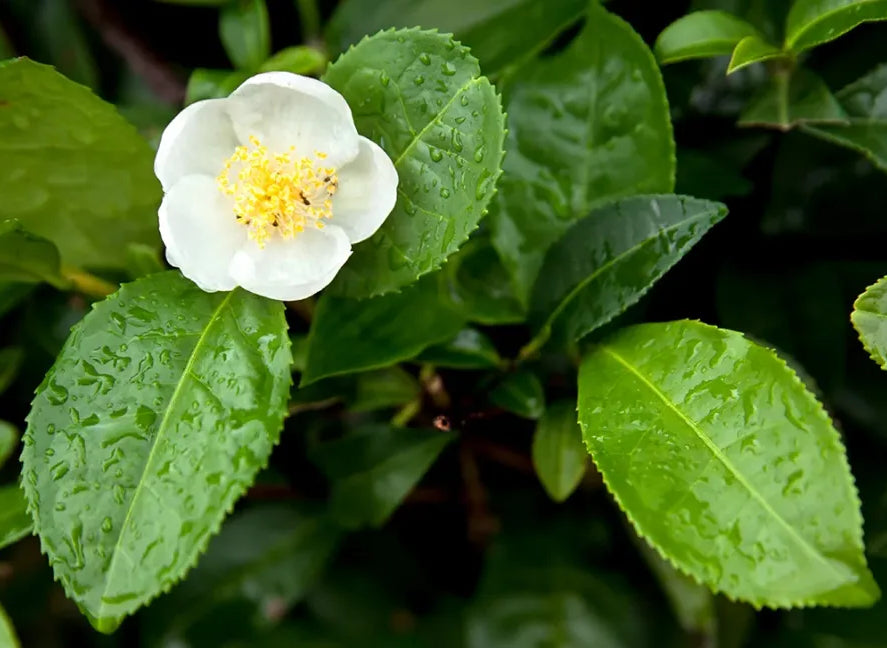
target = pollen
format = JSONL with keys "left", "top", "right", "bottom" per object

{"left": 216, "top": 135, "right": 339, "bottom": 247}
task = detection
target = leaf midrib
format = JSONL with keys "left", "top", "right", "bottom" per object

{"left": 600, "top": 345, "right": 847, "bottom": 583}
{"left": 97, "top": 290, "right": 237, "bottom": 619}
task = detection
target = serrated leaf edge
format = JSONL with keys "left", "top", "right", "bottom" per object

{"left": 850, "top": 274, "right": 887, "bottom": 370}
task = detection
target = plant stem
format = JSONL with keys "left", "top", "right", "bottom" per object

{"left": 61, "top": 266, "right": 117, "bottom": 298}
{"left": 391, "top": 399, "right": 422, "bottom": 427}
{"left": 295, "top": 0, "right": 322, "bottom": 45}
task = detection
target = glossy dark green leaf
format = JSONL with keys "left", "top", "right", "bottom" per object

{"left": 490, "top": 371, "right": 545, "bottom": 420}
{"left": 0, "top": 603, "right": 20, "bottom": 648}
{"left": 528, "top": 195, "right": 726, "bottom": 351}
{"left": 739, "top": 68, "right": 847, "bottom": 130}
{"left": 259, "top": 46, "right": 327, "bottom": 75}
{"left": 219, "top": 0, "right": 271, "bottom": 70}
{"left": 0, "top": 220, "right": 68, "bottom": 289}
{"left": 325, "top": 0, "right": 587, "bottom": 76}
{"left": 417, "top": 328, "right": 501, "bottom": 369}
{"left": 851, "top": 275, "right": 887, "bottom": 369}
{"left": 148, "top": 504, "right": 341, "bottom": 644}
{"left": 302, "top": 274, "right": 465, "bottom": 385}
{"left": 0, "top": 485, "right": 32, "bottom": 551}
{"left": 578, "top": 320, "right": 880, "bottom": 608}
{"left": 0, "top": 420, "right": 17, "bottom": 467}
{"left": 0, "top": 58, "right": 160, "bottom": 270}
{"left": 785, "top": 0, "right": 887, "bottom": 53}
{"left": 322, "top": 29, "right": 505, "bottom": 298}
{"left": 351, "top": 367, "right": 420, "bottom": 412}
{"left": 532, "top": 401, "right": 587, "bottom": 502}
{"left": 490, "top": 3, "right": 675, "bottom": 304}
{"left": 804, "top": 64, "right": 887, "bottom": 171}
{"left": 27, "top": 0, "right": 99, "bottom": 89}
{"left": 727, "top": 35, "right": 785, "bottom": 74}
{"left": 675, "top": 150, "right": 752, "bottom": 200}
{"left": 443, "top": 237, "right": 525, "bottom": 325}
{"left": 22, "top": 271, "right": 292, "bottom": 632}
{"left": 0, "top": 348, "right": 23, "bottom": 397}
{"left": 0, "top": 283, "right": 32, "bottom": 319}
{"left": 655, "top": 10, "right": 761, "bottom": 64}
{"left": 310, "top": 425, "right": 455, "bottom": 528}
{"left": 185, "top": 68, "right": 251, "bottom": 105}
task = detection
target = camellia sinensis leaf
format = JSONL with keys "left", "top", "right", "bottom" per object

{"left": 22, "top": 271, "right": 291, "bottom": 632}
{"left": 727, "top": 35, "right": 785, "bottom": 74}
{"left": 531, "top": 401, "right": 587, "bottom": 502}
{"left": 785, "top": 0, "right": 887, "bottom": 53}
{"left": 417, "top": 328, "right": 501, "bottom": 369}
{"left": 0, "top": 419, "right": 17, "bottom": 466}
{"left": 219, "top": 0, "right": 271, "bottom": 70}
{"left": 528, "top": 195, "right": 727, "bottom": 351}
{"left": 322, "top": 28, "right": 505, "bottom": 298}
{"left": 0, "top": 603, "right": 19, "bottom": 648}
{"left": 654, "top": 10, "right": 762, "bottom": 64}
{"left": 851, "top": 274, "right": 887, "bottom": 369}
{"left": 577, "top": 320, "right": 880, "bottom": 608}
{"left": 0, "top": 220, "right": 68, "bottom": 289}
{"left": 490, "top": 371, "right": 545, "bottom": 420}
{"left": 739, "top": 68, "right": 847, "bottom": 130}
{"left": 490, "top": 2, "right": 675, "bottom": 305}
{"left": 0, "top": 58, "right": 160, "bottom": 270}
{"left": 0, "top": 485, "right": 31, "bottom": 551}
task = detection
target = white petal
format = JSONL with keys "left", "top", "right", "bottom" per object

{"left": 331, "top": 136, "right": 399, "bottom": 244}
{"left": 159, "top": 175, "right": 246, "bottom": 292}
{"left": 229, "top": 225, "right": 352, "bottom": 301}
{"left": 227, "top": 72, "right": 360, "bottom": 167}
{"left": 154, "top": 99, "right": 240, "bottom": 192}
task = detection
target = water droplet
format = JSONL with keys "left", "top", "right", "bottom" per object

{"left": 414, "top": 76, "right": 425, "bottom": 86}
{"left": 429, "top": 148, "right": 443, "bottom": 162}
{"left": 460, "top": 94, "right": 469, "bottom": 107}
{"left": 101, "top": 517, "right": 113, "bottom": 533}
{"left": 473, "top": 145, "right": 486, "bottom": 163}
{"left": 379, "top": 71, "right": 390, "bottom": 87}
{"left": 419, "top": 53, "right": 432, "bottom": 65}
{"left": 439, "top": 188, "right": 451, "bottom": 198}
{"left": 441, "top": 62, "right": 457, "bottom": 76}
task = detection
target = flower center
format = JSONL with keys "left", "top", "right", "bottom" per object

{"left": 216, "top": 135, "right": 338, "bottom": 247}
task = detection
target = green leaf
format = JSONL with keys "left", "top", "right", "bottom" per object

{"left": 219, "top": 0, "right": 271, "bottom": 70}
{"left": 654, "top": 10, "right": 762, "bottom": 64}
{"left": 443, "top": 237, "right": 525, "bottom": 325}
{"left": 0, "top": 485, "right": 32, "bottom": 551}
{"left": 417, "top": 328, "right": 502, "bottom": 369}
{"left": 0, "top": 420, "right": 18, "bottom": 467}
{"left": 531, "top": 401, "right": 587, "bottom": 502}
{"left": 0, "top": 58, "right": 161, "bottom": 270}
{"left": 0, "top": 348, "right": 24, "bottom": 397}
{"left": 528, "top": 195, "right": 727, "bottom": 351}
{"left": 490, "top": 3, "right": 675, "bottom": 304}
{"left": 851, "top": 275, "right": 887, "bottom": 369}
{"left": 0, "top": 283, "right": 32, "bottom": 318}
{"left": 325, "top": 0, "right": 588, "bottom": 76}
{"left": 0, "top": 220, "right": 68, "bottom": 289}
{"left": 22, "top": 271, "right": 292, "bottom": 632}
{"left": 739, "top": 68, "right": 847, "bottom": 130}
{"left": 125, "top": 243, "right": 165, "bottom": 280}
{"left": 147, "top": 504, "right": 341, "bottom": 644}
{"left": 0, "top": 602, "right": 20, "bottom": 648}
{"left": 727, "top": 35, "right": 785, "bottom": 74}
{"left": 785, "top": 0, "right": 887, "bottom": 53}
{"left": 185, "top": 68, "right": 250, "bottom": 105}
{"left": 259, "top": 46, "right": 327, "bottom": 75}
{"left": 302, "top": 273, "right": 465, "bottom": 385}
{"left": 490, "top": 371, "right": 545, "bottom": 420}
{"left": 351, "top": 367, "right": 421, "bottom": 412}
{"left": 28, "top": 0, "right": 99, "bottom": 90}
{"left": 322, "top": 29, "right": 505, "bottom": 298}
{"left": 803, "top": 64, "right": 887, "bottom": 171}
{"left": 577, "top": 320, "right": 880, "bottom": 608}
{"left": 310, "top": 425, "right": 455, "bottom": 528}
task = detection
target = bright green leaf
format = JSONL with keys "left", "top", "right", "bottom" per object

{"left": 0, "top": 220, "right": 68, "bottom": 289}
{"left": 351, "top": 367, "right": 421, "bottom": 412}
{"left": 655, "top": 10, "right": 762, "bottom": 64}
{"left": 851, "top": 274, "right": 887, "bottom": 369}
{"left": 185, "top": 68, "right": 250, "bottom": 105}
{"left": 417, "top": 328, "right": 501, "bottom": 369}
{"left": 531, "top": 401, "right": 587, "bottom": 502}
{"left": 310, "top": 425, "right": 455, "bottom": 528}
{"left": 0, "top": 348, "right": 23, "bottom": 397}
{"left": 219, "top": 0, "right": 271, "bottom": 70}
{"left": 528, "top": 195, "right": 727, "bottom": 351}
{"left": 491, "top": 3, "right": 675, "bottom": 304}
{"left": 739, "top": 68, "right": 847, "bottom": 130}
{"left": 322, "top": 29, "right": 505, "bottom": 298}
{"left": 803, "top": 64, "right": 887, "bottom": 171}
{"left": 578, "top": 320, "right": 880, "bottom": 608}
{"left": 325, "top": 0, "right": 588, "bottom": 76}
{"left": 727, "top": 35, "right": 785, "bottom": 74}
{"left": 443, "top": 237, "right": 525, "bottom": 325}
{"left": 259, "top": 46, "right": 327, "bottom": 75}
{"left": 490, "top": 371, "right": 545, "bottom": 420}
{"left": 0, "top": 58, "right": 161, "bottom": 270}
{"left": 0, "top": 420, "right": 17, "bottom": 467}
{"left": 785, "top": 0, "right": 887, "bottom": 53}
{"left": 302, "top": 274, "right": 465, "bottom": 385}
{"left": 0, "top": 485, "right": 32, "bottom": 551}
{"left": 147, "top": 504, "right": 341, "bottom": 644}
{"left": 0, "top": 602, "right": 20, "bottom": 648}
{"left": 22, "top": 272, "right": 292, "bottom": 632}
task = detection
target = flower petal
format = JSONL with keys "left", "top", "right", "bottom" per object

{"left": 154, "top": 99, "right": 240, "bottom": 192}
{"left": 229, "top": 225, "right": 352, "bottom": 301}
{"left": 159, "top": 175, "right": 246, "bottom": 292}
{"left": 331, "top": 136, "right": 399, "bottom": 244}
{"left": 227, "top": 72, "right": 360, "bottom": 167}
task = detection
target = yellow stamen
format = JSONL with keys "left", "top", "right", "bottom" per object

{"left": 216, "top": 136, "right": 339, "bottom": 247}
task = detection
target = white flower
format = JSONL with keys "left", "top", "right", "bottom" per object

{"left": 154, "top": 72, "right": 398, "bottom": 301}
